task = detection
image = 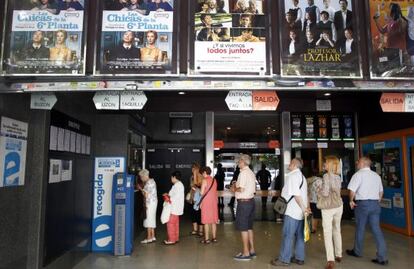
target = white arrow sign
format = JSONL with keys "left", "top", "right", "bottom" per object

{"left": 30, "top": 93, "right": 57, "bottom": 110}
{"left": 225, "top": 91, "right": 252, "bottom": 111}
{"left": 93, "top": 92, "right": 120, "bottom": 110}
{"left": 120, "top": 91, "right": 147, "bottom": 110}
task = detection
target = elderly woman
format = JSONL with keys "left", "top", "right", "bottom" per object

{"left": 316, "top": 156, "right": 343, "bottom": 269}
{"left": 139, "top": 169, "right": 158, "bottom": 244}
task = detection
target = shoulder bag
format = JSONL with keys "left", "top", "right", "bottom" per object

{"left": 273, "top": 176, "right": 304, "bottom": 215}
{"left": 316, "top": 175, "right": 343, "bottom": 210}
{"left": 194, "top": 178, "right": 215, "bottom": 210}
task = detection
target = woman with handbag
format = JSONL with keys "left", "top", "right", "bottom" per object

{"left": 316, "top": 156, "right": 344, "bottom": 269}
{"left": 199, "top": 166, "right": 219, "bottom": 244}
{"left": 189, "top": 163, "right": 204, "bottom": 237}
{"left": 138, "top": 169, "right": 158, "bottom": 244}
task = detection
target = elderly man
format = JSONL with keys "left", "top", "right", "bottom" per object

{"left": 231, "top": 154, "right": 257, "bottom": 261}
{"left": 346, "top": 157, "right": 388, "bottom": 265}
{"left": 271, "top": 158, "right": 309, "bottom": 267}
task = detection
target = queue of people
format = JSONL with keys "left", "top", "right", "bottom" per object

{"left": 136, "top": 154, "right": 388, "bottom": 269}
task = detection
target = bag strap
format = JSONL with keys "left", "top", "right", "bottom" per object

{"left": 197, "top": 178, "right": 215, "bottom": 207}
{"left": 286, "top": 175, "right": 304, "bottom": 204}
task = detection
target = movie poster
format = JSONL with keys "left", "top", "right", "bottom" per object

{"left": 280, "top": 0, "right": 361, "bottom": 78}
{"left": 1, "top": 0, "right": 86, "bottom": 75}
{"left": 192, "top": 0, "right": 268, "bottom": 75}
{"left": 96, "top": 0, "right": 176, "bottom": 75}
{"left": 368, "top": 0, "right": 414, "bottom": 79}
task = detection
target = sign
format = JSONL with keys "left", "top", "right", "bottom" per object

{"left": 225, "top": 91, "right": 252, "bottom": 111}
{"left": 120, "top": 91, "right": 147, "bottom": 110}
{"left": 226, "top": 91, "right": 279, "bottom": 111}
{"left": 368, "top": 0, "right": 414, "bottom": 79}
{"left": 30, "top": 93, "right": 57, "bottom": 110}
{"left": 93, "top": 92, "right": 120, "bottom": 110}
{"left": 380, "top": 93, "right": 414, "bottom": 112}
{"left": 2, "top": 2, "right": 86, "bottom": 75}
{"left": 239, "top": 142, "right": 258, "bottom": 149}
{"left": 317, "top": 143, "right": 328, "bottom": 149}
{"left": 214, "top": 140, "right": 224, "bottom": 149}
{"left": 92, "top": 157, "right": 125, "bottom": 252}
{"left": 268, "top": 140, "right": 280, "bottom": 149}
{"left": 280, "top": 0, "right": 361, "bottom": 78}
{"left": 316, "top": 100, "right": 332, "bottom": 111}
{"left": 192, "top": 0, "right": 268, "bottom": 75}
{"left": 252, "top": 91, "right": 279, "bottom": 111}
{"left": 96, "top": 1, "right": 176, "bottom": 75}
{"left": 0, "top": 117, "right": 28, "bottom": 187}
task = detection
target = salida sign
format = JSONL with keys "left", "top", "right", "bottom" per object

{"left": 226, "top": 91, "right": 279, "bottom": 111}
{"left": 380, "top": 93, "right": 414, "bottom": 112}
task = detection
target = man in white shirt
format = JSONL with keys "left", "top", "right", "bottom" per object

{"left": 164, "top": 171, "right": 184, "bottom": 245}
{"left": 346, "top": 157, "right": 388, "bottom": 265}
{"left": 231, "top": 154, "right": 257, "bottom": 261}
{"left": 271, "top": 158, "right": 310, "bottom": 267}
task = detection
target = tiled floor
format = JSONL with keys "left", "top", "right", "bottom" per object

{"left": 70, "top": 216, "right": 414, "bottom": 269}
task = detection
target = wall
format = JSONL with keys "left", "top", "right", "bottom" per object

{"left": 0, "top": 93, "right": 32, "bottom": 269}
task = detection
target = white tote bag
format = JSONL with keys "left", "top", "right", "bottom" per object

{"left": 161, "top": 202, "right": 171, "bottom": 224}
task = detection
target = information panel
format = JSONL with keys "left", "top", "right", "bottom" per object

{"left": 368, "top": 0, "right": 414, "bottom": 79}
{"left": 1, "top": 0, "right": 87, "bottom": 75}
{"left": 280, "top": 0, "right": 362, "bottom": 78}
{"left": 95, "top": 0, "right": 177, "bottom": 75}
{"left": 191, "top": 0, "right": 269, "bottom": 75}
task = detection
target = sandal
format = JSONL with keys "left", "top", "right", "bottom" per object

{"left": 197, "top": 233, "right": 204, "bottom": 238}
{"left": 212, "top": 238, "right": 218, "bottom": 243}
{"left": 200, "top": 239, "right": 211, "bottom": 244}
{"left": 163, "top": 240, "right": 176, "bottom": 245}
{"left": 190, "top": 231, "right": 198, "bottom": 235}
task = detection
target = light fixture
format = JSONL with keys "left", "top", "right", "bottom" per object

{"left": 324, "top": 93, "right": 331, "bottom": 96}
{"left": 178, "top": 91, "right": 186, "bottom": 95}
{"left": 226, "top": 126, "right": 231, "bottom": 130}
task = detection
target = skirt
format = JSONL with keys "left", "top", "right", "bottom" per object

{"left": 144, "top": 201, "right": 158, "bottom": 228}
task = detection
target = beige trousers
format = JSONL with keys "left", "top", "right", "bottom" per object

{"left": 322, "top": 204, "right": 343, "bottom": 261}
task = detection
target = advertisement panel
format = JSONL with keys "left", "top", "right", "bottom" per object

{"left": 0, "top": 117, "right": 28, "bottom": 188}
{"left": 280, "top": 0, "right": 362, "bottom": 78}
{"left": 1, "top": 0, "right": 87, "bottom": 75}
{"left": 92, "top": 157, "right": 125, "bottom": 252}
{"left": 95, "top": 0, "right": 176, "bottom": 75}
{"left": 368, "top": 0, "right": 414, "bottom": 79}
{"left": 191, "top": 0, "right": 269, "bottom": 75}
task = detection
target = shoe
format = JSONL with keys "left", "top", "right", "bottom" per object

{"left": 335, "top": 257, "right": 342, "bottom": 263}
{"left": 325, "top": 261, "right": 335, "bottom": 269}
{"left": 270, "top": 259, "right": 289, "bottom": 266}
{"left": 346, "top": 249, "right": 361, "bottom": 258}
{"left": 200, "top": 239, "right": 211, "bottom": 244}
{"left": 211, "top": 238, "right": 218, "bottom": 243}
{"left": 140, "top": 239, "right": 153, "bottom": 244}
{"left": 190, "top": 231, "right": 198, "bottom": 235}
{"left": 290, "top": 257, "right": 304, "bottom": 265}
{"left": 276, "top": 218, "right": 283, "bottom": 223}
{"left": 249, "top": 252, "right": 257, "bottom": 258}
{"left": 234, "top": 253, "right": 251, "bottom": 261}
{"left": 371, "top": 259, "right": 389, "bottom": 266}
{"left": 163, "top": 240, "right": 176, "bottom": 245}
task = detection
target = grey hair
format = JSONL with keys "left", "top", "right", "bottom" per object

{"left": 138, "top": 169, "right": 150, "bottom": 178}
{"left": 359, "top": 156, "right": 372, "bottom": 167}
{"left": 239, "top": 154, "right": 251, "bottom": 166}
{"left": 292, "top": 158, "right": 303, "bottom": 169}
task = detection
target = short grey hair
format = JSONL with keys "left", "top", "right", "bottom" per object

{"left": 139, "top": 169, "right": 150, "bottom": 178}
{"left": 239, "top": 154, "right": 251, "bottom": 166}
{"left": 292, "top": 158, "right": 303, "bottom": 169}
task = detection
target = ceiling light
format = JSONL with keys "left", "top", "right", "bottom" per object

{"left": 178, "top": 91, "right": 186, "bottom": 95}
{"left": 324, "top": 93, "right": 331, "bottom": 96}
{"left": 226, "top": 127, "right": 231, "bottom": 130}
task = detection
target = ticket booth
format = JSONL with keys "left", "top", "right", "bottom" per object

{"left": 360, "top": 128, "right": 414, "bottom": 236}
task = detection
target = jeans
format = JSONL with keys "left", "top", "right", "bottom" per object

{"left": 278, "top": 215, "right": 305, "bottom": 263}
{"left": 322, "top": 205, "right": 343, "bottom": 261}
{"left": 354, "top": 200, "right": 387, "bottom": 261}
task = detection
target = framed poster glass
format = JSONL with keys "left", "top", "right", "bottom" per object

{"left": 94, "top": 0, "right": 177, "bottom": 76}
{"left": 189, "top": 0, "right": 270, "bottom": 76}
{"left": 368, "top": 0, "right": 414, "bottom": 79}
{"left": 1, "top": 0, "right": 87, "bottom": 76}
{"left": 280, "top": 0, "right": 362, "bottom": 78}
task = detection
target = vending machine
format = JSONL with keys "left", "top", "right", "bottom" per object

{"left": 112, "top": 173, "right": 135, "bottom": 256}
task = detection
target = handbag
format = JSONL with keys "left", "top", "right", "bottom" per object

{"left": 316, "top": 175, "right": 343, "bottom": 210}
{"left": 195, "top": 178, "right": 215, "bottom": 210}
{"left": 161, "top": 201, "right": 171, "bottom": 224}
{"left": 273, "top": 176, "right": 304, "bottom": 215}
{"left": 185, "top": 191, "right": 193, "bottom": 204}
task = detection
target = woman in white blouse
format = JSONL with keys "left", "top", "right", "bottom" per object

{"left": 139, "top": 169, "right": 158, "bottom": 244}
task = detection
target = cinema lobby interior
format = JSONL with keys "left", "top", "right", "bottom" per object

{"left": 1, "top": 1, "right": 414, "bottom": 269}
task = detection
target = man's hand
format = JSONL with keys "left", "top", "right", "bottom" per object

{"left": 350, "top": 201, "right": 357, "bottom": 210}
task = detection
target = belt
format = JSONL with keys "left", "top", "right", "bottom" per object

{"left": 237, "top": 198, "right": 254, "bottom": 202}
{"left": 355, "top": 199, "right": 379, "bottom": 202}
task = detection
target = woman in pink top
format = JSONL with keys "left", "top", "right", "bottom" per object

{"left": 200, "top": 166, "right": 219, "bottom": 244}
